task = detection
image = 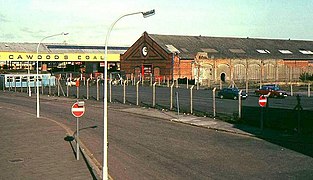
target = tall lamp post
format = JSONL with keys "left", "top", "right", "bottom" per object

{"left": 103, "top": 9, "right": 155, "bottom": 179}
{"left": 36, "top": 32, "right": 69, "bottom": 118}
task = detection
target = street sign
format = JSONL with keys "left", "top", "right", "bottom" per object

{"left": 71, "top": 101, "right": 85, "bottom": 118}
{"left": 258, "top": 95, "right": 267, "bottom": 107}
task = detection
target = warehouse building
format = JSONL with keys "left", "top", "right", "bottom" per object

{"left": 120, "top": 32, "right": 313, "bottom": 85}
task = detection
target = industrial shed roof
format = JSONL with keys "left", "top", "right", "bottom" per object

{"left": 148, "top": 33, "right": 313, "bottom": 60}
{"left": 0, "top": 43, "right": 128, "bottom": 54}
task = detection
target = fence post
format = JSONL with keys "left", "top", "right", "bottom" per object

{"left": 57, "top": 79, "right": 60, "bottom": 97}
{"left": 176, "top": 92, "right": 180, "bottom": 119}
{"left": 186, "top": 78, "right": 189, "bottom": 89}
{"left": 14, "top": 77, "right": 17, "bottom": 92}
{"left": 239, "top": 90, "right": 242, "bottom": 119}
{"left": 290, "top": 83, "right": 293, "bottom": 96}
{"left": 213, "top": 87, "right": 216, "bottom": 118}
{"left": 86, "top": 78, "right": 90, "bottom": 100}
{"left": 136, "top": 81, "right": 140, "bottom": 105}
{"left": 190, "top": 85, "right": 194, "bottom": 114}
{"left": 66, "top": 78, "right": 69, "bottom": 97}
{"left": 41, "top": 79, "right": 44, "bottom": 95}
{"left": 109, "top": 80, "right": 112, "bottom": 103}
{"left": 123, "top": 80, "right": 127, "bottom": 104}
{"left": 96, "top": 79, "right": 100, "bottom": 101}
{"left": 108, "top": 79, "right": 112, "bottom": 103}
{"left": 170, "top": 82, "right": 175, "bottom": 110}
{"left": 20, "top": 78, "right": 23, "bottom": 93}
{"left": 48, "top": 77, "right": 51, "bottom": 95}
{"left": 152, "top": 82, "right": 157, "bottom": 107}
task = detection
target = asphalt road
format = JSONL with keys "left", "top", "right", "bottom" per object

{"left": 1, "top": 92, "right": 313, "bottom": 179}
{"left": 53, "top": 83, "right": 313, "bottom": 117}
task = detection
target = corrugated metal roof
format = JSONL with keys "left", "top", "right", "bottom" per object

{"left": 0, "top": 43, "right": 128, "bottom": 54}
{"left": 149, "top": 33, "right": 313, "bottom": 60}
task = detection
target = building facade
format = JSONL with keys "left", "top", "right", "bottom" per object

{"left": 0, "top": 43, "right": 127, "bottom": 74}
{"left": 120, "top": 32, "right": 313, "bottom": 84}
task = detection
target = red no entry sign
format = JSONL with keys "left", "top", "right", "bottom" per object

{"left": 258, "top": 96, "right": 267, "bottom": 107}
{"left": 71, "top": 101, "right": 85, "bottom": 118}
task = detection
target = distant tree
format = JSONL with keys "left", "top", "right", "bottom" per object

{"left": 299, "top": 72, "right": 313, "bottom": 81}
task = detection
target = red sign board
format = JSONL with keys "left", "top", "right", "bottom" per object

{"left": 258, "top": 96, "right": 267, "bottom": 107}
{"left": 71, "top": 101, "right": 85, "bottom": 118}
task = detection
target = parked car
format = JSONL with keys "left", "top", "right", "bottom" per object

{"left": 218, "top": 88, "right": 248, "bottom": 100}
{"left": 255, "top": 84, "right": 288, "bottom": 98}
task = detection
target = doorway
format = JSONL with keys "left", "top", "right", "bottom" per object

{"left": 220, "top": 73, "right": 226, "bottom": 82}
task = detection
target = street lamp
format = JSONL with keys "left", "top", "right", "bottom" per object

{"left": 36, "top": 32, "right": 69, "bottom": 118}
{"left": 103, "top": 9, "right": 155, "bottom": 179}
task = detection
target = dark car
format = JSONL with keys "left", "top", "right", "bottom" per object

{"left": 218, "top": 88, "right": 248, "bottom": 100}
{"left": 255, "top": 84, "right": 288, "bottom": 98}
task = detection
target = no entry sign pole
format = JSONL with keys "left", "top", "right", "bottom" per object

{"left": 71, "top": 101, "right": 85, "bottom": 160}
{"left": 258, "top": 96, "right": 267, "bottom": 131}
{"left": 76, "top": 117, "right": 79, "bottom": 160}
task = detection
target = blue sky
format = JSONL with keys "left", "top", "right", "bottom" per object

{"left": 1, "top": 0, "right": 313, "bottom": 46}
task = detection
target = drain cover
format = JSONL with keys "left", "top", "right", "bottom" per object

{"left": 8, "top": 158, "right": 24, "bottom": 163}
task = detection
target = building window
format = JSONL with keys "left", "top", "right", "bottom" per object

{"left": 201, "top": 48, "right": 218, "bottom": 53}
{"left": 299, "top": 50, "right": 313, "bottom": 55}
{"left": 279, "top": 50, "right": 293, "bottom": 54}
{"left": 229, "top": 49, "right": 245, "bottom": 54}
{"left": 256, "top": 49, "right": 271, "bottom": 54}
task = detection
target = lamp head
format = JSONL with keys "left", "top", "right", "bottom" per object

{"left": 62, "top": 32, "right": 69, "bottom": 36}
{"left": 142, "top": 9, "right": 155, "bottom": 18}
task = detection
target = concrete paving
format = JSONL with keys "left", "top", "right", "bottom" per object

{"left": 0, "top": 105, "right": 96, "bottom": 179}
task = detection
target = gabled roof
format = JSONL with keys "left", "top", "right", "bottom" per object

{"left": 148, "top": 33, "right": 313, "bottom": 60}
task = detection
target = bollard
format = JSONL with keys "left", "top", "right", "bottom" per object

{"left": 213, "top": 87, "right": 216, "bottom": 118}
{"left": 86, "top": 78, "right": 90, "bottom": 100}
{"left": 76, "top": 78, "right": 80, "bottom": 99}
{"left": 308, "top": 83, "right": 311, "bottom": 97}
{"left": 246, "top": 80, "right": 249, "bottom": 94}
{"left": 152, "top": 82, "right": 157, "bottom": 107}
{"left": 136, "top": 81, "right": 140, "bottom": 105}
{"left": 190, "top": 85, "right": 194, "bottom": 114}
{"left": 170, "top": 82, "right": 175, "bottom": 110}
{"left": 238, "top": 90, "right": 242, "bottom": 119}
{"left": 123, "top": 80, "right": 127, "bottom": 104}
{"left": 167, "top": 78, "right": 170, "bottom": 87}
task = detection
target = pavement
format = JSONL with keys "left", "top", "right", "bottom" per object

{"left": 0, "top": 102, "right": 97, "bottom": 179}
{"left": 113, "top": 103, "right": 313, "bottom": 144}
{"left": 1, "top": 92, "right": 312, "bottom": 180}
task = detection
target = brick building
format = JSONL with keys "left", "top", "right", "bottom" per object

{"left": 120, "top": 32, "right": 313, "bottom": 84}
